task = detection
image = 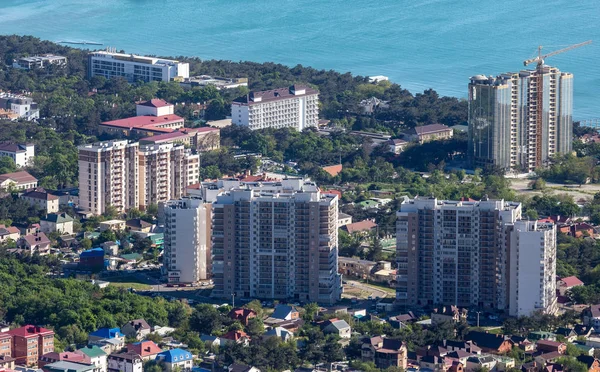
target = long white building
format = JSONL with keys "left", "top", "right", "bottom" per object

{"left": 78, "top": 140, "right": 198, "bottom": 215}
{"left": 0, "top": 143, "right": 34, "bottom": 167}
{"left": 508, "top": 220, "right": 557, "bottom": 317}
{"left": 231, "top": 85, "right": 319, "bottom": 131}
{"left": 163, "top": 198, "right": 211, "bottom": 284}
{"left": 88, "top": 50, "right": 189, "bottom": 83}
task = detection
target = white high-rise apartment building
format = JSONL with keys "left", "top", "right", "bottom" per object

{"left": 396, "top": 197, "right": 557, "bottom": 316}
{"left": 88, "top": 50, "right": 189, "bottom": 83}
{"left": 210, "top": 178, "right": 342, "bottom": 304}
{"left": 468, "top": 66, "right": 573, "bottom": 172}
{"left": 163, "top": 198, "right": 211, "bottom": 284}
{"left": 231, "top": 85, "right": 319, "bottom": 131}
{"left": 78, "top": 140, "right": 199, "bottom": 215}
{"left": 508, "top": 220, "right": 557, "bottom": 317}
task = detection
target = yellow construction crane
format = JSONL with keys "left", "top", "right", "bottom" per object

{"left": 523, "top": 40, "right": 591, "bottom": 168}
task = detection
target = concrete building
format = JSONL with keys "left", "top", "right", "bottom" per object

{"left": 140, "top": 127, "right": 220, "bottom": 152}
{"left": 211, "top": 178, "right": 342, "bottom": 304}
{"left": 396, "top": 197, "right": 557, "bottom": 315}
{"left": 7, "top": 325, "right": 54, "bottom": 367}
{"left": 12, "top": 54, "right": 67, "bottom": 70}
{"left": 180, "top": 75, "right": 248, "bottom": 90}
{"left": 0, "top": 143, "right": 34, "bottom": 168}
{"left": 231, "top": 85, "right": 319, "bottom": 131}
{"left": 468, "top": 67, "right": 573, "bottom": 172}
{"left": 162, "top": 198, "right": 212, "bottom": 284}
{"left": 0, "top": 171, "right": 37, "bottom": 191}
{"left": 404, "top": 124, "right": 453, "bottom": 144}
{"left": 99, "top": 100, "right": 184, "bottom": 137}
{"left": 40, "top": 213, "right": 74, "bottom": 235}
{"left": 88, "top": 50, "right": 189, "bottom": 83}
{"left": 78, "top": 140, "right": 198, "bottom": 214}
{"left": 0, "top": 93, "right": 39, "bottom": 121}
{"left": 21, "top": 188, "right": 59, "bottom": 214}
{"left": 508, "top": 220, "right": 557, "bottom": 317}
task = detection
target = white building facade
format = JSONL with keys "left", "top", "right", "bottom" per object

{"left": 0, "top": 143, "right": 34, "bottom": 167}
{"left": 508, "top": 220, "right": 557, "bottom": 317}
{"left": 163, "top": 198, "right": 211, "bottom": 284}
{"left": 88, "top": 50, "right": 189, "bottom": 83}
{"left": 231, "top": 85, "right": 319, "bottom": 131}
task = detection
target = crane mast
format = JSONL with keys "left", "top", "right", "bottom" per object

{"left": 523, "top": 41, "right": 591, "bottom": 168}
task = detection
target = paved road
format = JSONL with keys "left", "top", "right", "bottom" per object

{"left": 343, "top": 280, "right": 393, "bottom": 299}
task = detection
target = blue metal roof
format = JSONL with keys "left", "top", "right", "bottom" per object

{"left": 157, "top": 348, "right": 193, "bottom": 363}
{"left": 81, "top": 248, "right": 105, "bottom": 258}
{"left": 89, "top": 327, "right": 123, "bottom": 339}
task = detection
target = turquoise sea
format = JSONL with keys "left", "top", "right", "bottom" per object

{"left": 0, "top": 0, "right": 599, "bottom": 119}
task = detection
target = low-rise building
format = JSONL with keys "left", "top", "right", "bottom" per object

{"left": 38, "top": 351, "right": 86, "bottom": 368}
{"left": 338, "top": 257, "right": 376, "bottom": 279}
{"left": 228, "top": 309, "right": 257, "bottom": 327}
{"left": 557, "top": 276, "right": 584, "bottom": 296}
{"left": 0, "top": 225, "right": 20, "bottom": 244}
{"left": 18, "top": 232, "right": 51, "bottom": 255}
{"left": 121, "top": 320, "right": 151, "bottom": 341}
{"left": 321, "top": 319, "right": 351, "bottom": 339}
{"left": 0, "top": 143, "right": 34, "bottom": 168}
{"left": 8, "top": 325, "right": 54, "bottom": 367}
{"left": 387, "top": 139, "right": 409, "bottom": 154}
{"left": 125, "top": 219, "right": 152, "bottom": 233}
{"left": 343, "top": 220, "right": 377, "bottom": 235}
{"left": 362, "top": 336, "right": 407, "bottom": 370}
{"left": 338, "top": 213, "right": 352, "bottom": 227}
{"left": 126, "top": 341, "right": 162, "bottom": 362}
{"left": 404, "top": 124, "right": 453, "bottom": 144}
{"left": 21, "top": 188, "right": 59, "bottom": 214}
{"left": 107, "top": 351, "right": 142, "bottom": 372}
{"left": 221, "top": 330, "right": 250, "bottom": 346}
{"left": 464, "top": 331, "right": 513, "bottom": 355}
{"left": 584, "top": 305, "right": 600, "bottom": 328}
{"left": 0, "top": 171, "right": 38, "bottom": 191}
{"left": 180, "top": 76, "right": 248, "bottom": 90}
{"left": 155, "top": 349, "right": 193, "bottom": 372}
{"left": 0, "top": 93, "right": 39, "bottom": 121}
{"left": 12, "top": 55, "right": 67, "bottom": 70}
{"left": 79, "top": 248, "right": 105, "bottom": 273}
{"left": 43, "top": 361, "right": 96, "bottom": 372}
{"left": 263, "top": 327, "right": 293, "bottom": 342}
{"left": 75, "top": 346, "right": 108, "bottom": 372}
{"left": 431, "top": 306, "right": 468, "bottom": 325}
{"left": 99, "top": 220, "right": 126, "bottom": 232}
{"left": 40, "top": 213, "right": 74, "bottom": 235}
{"left": 536, "top": 340, "right": 566, "bottom": 354}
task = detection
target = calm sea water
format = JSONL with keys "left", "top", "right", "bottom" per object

{"left": 1, "top": 0, "right": 599, "bottom": 119}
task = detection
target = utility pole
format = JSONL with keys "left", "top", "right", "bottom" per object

{"left": 231, "top": 292, "right": 236, "bottom": 308}
{"left": 475, "top": 311, "right": 482, "bottom": 328}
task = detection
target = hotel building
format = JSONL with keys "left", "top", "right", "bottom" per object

{"left": 211, "top": 178, "right": 342, "bottom": 304}
{"left": 88, "top": 50, "right": 189, "bottom": 83}
{"left": 468, "top": 66, "right": 573, "bottom": 172}
{"left": 396, "top": 197, "right": 557, "bottom": 316}
{"left": 78, "top": 140, "right": 198, "bottom": 215}
{"left": 231, "top": 85, "right": 319, "bottom": 131}
{"left": 163, "top": 198, "right": 211, "bottom": 284}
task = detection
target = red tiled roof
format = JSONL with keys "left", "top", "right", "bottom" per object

{"left": 127, "top": 341, "right": 162, "bottom": 357}
{"left": 22, "top": 188, "right": 59, "bottom": 201}
{"left": 345, "top": 220, "right": 377, "bottom": 234}
{"left": 560, "top": 276, "right": 584, "bottom": 287}
{"left": 0, "top": 171, "right": 37, "bottom": 185}
{"left": 323, "top": 189, "right": 342, "bottom": 199}
{"left": 8, "top": 325, "right": 53, "bottom": 337}
{"left": 222, "top": 330, "right": 249, "bottom": 341}
{"left": 101, "top": 115, "right": 184, "bottom": 132}
{"left": 140, "top": 127, "right": 219, "bottom": 143}
{"left": 137, "top": 99, "right": 171, "bottom": 108}
{"left": 322, "top": 164, "right": 342, "bottom": 177}
{"left": 22, "top": 232, "right": 50, "bottom": 247}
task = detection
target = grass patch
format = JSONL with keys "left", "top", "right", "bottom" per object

{"left": 361, "top": 281, "right": 396, "bottom": 294}
{"left": 109, "top": 282, "right": 152, "bottom": 290}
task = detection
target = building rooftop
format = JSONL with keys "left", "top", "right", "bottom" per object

{"left": 411, "top": 124, "right": 451, "bottom": 136}
{"left": 156, "top": 348, "right": 193, "bottom": 363}
{"left": 22, "top": 188, "right": 59, "bottom": 201}
{"left": 344, "top": 220, "right": 377, "bottom": 234}
{"left": 22, "top": 232, "right": 50, "bottom": 247}
{"left": 8, "top": 325, "right": 53, "bottom": 337}
{"left": 43, "top": 361, "right": 95, "bottom": 372}
{"left": 233, "top": 85, "right": 318, "bottom": 105}
{"left": 77, "top": 345, "right": 107, "bottom": 358}
{"left": 0, "top": 142, "right": 31, "bottom": 153}
{"left": 560, "top": 276, "right": 584, "bottom": 287}
{"left": 137, "top": 99, "right": 171, "bottom": 108}
{"left": 89, "top": 327, "right": 123, "bottom": 339}
{"left": 42, "top": 213, "right": 74, "bottom": 224}
{"left": 0, "top": 171, "right": 37, "bottom": 185}
{"left": 139, "top": 127, "right": 218, "bottom": 143}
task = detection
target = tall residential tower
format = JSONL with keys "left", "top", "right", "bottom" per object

{"left": 468, "top": 66, "right": 573, "bottom": 172}
{"left": 210, "top": 178, "right": 342, "bottom": 304}
{"left": 396, "top": 197, "right": 557, "bottom": 316}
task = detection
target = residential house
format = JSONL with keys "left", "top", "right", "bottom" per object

{"left": 465, "top": 355, "right": 497, "bottom": 372}
{"left": 100, "top": 242, "right": 119, "bottom": 256}
{"left": 558, "top": 276, "right": 584, "bottom": 296}
{"left": 387, "top": 139, "right": 408, "bottom": 154}
{"left": 338, "top": 213, "right": 352, "bottom": 228}
{"left": 263, "top": 327, "right": 293, "bottom": 342}
{"left": 155, "top": 349, "right": 193, "bottom": 372}
{"left": 576, "top": 355, "right": 600, "bottom": 372}
{"left": 121, "top": 320, "right": 151, "bottom": 341}
{"left": 40, "top": 214, "right": 74, "bottom": 235}
{"left": 528, "top": 331, "right": 556, "bottom": 342}
{"left": 18, "top": 232, "right": 50, "bottom": 255}
{"left": 0, "top": 171, "right": 37, "bottom": 191}
{"left": 510, "top": 336, "right": 535, "bottom": 352}
{"left": 536, "top": 340, "right": 566, "bottom": 354}
{"left": 99, "top": 220, "right": 126, "bottom": 232}
{"left": 321, "top": 319, "right": 351, "bottom": 339}
{"left": 126, "top": 341, "right": 162, "bottom": 362}
{"left": 431, "top": 306, "right": 468, "bottom": 325}
{"left": 338, "top": 257, "right": 376, "bottom": 280}
{"left": 43, "top": 361, "right": 96, "bottom": 372}
{"left": 388, "top": 313, "right": 418, "bottom": 329}
{"left": 228, "top": 309, "right": 257, "bottom": 327}
{"left": 200, "top": 335, "right": 223, "bottom": 348}
{"left": 125, "top": 219, "right": 152, "bottom": 233}
{"left": 8, "top": 325, "right": 54, "bottom": 367}
{"left": 534, "top": 352, "right": 562, "bottom": 368}
{"left": 376, "top": 298, "right": 395, "bottom": 313}
{"left": 575, "top": 344, "right": 595, "bottom": 357}
{"left": 361, "top": 336, "right": 407, "bottom": 370}
{"left": 20, "top": 189, "right": 59, "bottom": 214}
{"left": 574, "top": 325, "right": 595, "bottom": 339}
{"left": 0, "top": 225, "right": 20, "bottom": 244}
{"left": 79, "top": 248, "right": 105, "bottom": 273}
{"left": 555, "top": 328, "right": 578, "bottom": 342}
{"left": 39, "top": 351, "right": 86, "bottom": 368}
{"left": 74, "top": 346, "right": 107, "bottom": 372}
{"left": 465, "top": 331, "right": 514, "bottom": 354}
{"left": 0, "top": 143, "right": 34, "bottom": 168}
{"left": 343, "top": 220, "right": 377, "bottom": 235}
{"left": 107, "top": 351, "right": 143, "bottom": 372}
{"left": 270, "top": 305, "right": 300, "bottom": 321}
{"left": 0, "top": 332, "right": 11, "bottom": 358}
{"left": 88, "top": 328, "right": 125, "bottom": 354}
{"left": 584, "top": 305, "right": 600, "bottom": 328}
{"left": 419, "top": 355, "right": 448, "bottom": 371}
{"left": 0, "top": 355, "right": 15, "bottom": 370}
{"left": 221, "top": 331, "right": 250, "bottom": 346}
{"left": 228, "top": 364, "right": 260, "bottom": 372}
{"left": 404, "top": 124, "right": 453, "bottom": 144}
{"left": 322, "top": 164, "right": 342, "bottom": 177}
